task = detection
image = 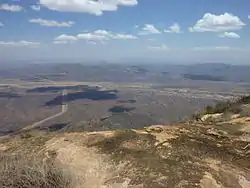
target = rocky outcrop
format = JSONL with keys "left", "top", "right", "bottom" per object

{"left": 201, "top": 113, "right": 223, "bottom": 122}
{"left": 1, "top": 115, "right": 250, "bottom": 188}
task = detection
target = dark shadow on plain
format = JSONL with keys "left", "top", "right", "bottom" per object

{"left": 118, "top": 99, "right": 136, "bottom": 104}
{"left": 0, "top": 130, "right": 14, "bottom": 136}
{"left": 26, "top": 85, "right": 99, "bottom": 93}
{"left": 0, "top": 92, "right": 21, "bottom": 99}
{"left": 45, "top": 89, "right": 119, "bottom": 106}
{"left": 109, "top": 106, "right": 135, "bottom": 113}
{"left": 182, "top": 74, "right": 226, "bottom": 81}
{"left": 39, "top": 123, "right": 68, "bottom": 132}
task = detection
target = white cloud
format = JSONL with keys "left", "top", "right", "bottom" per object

{"left": 0, "top": 22, "right": 3, "bottom": 27}
{"left": 54, "top": 34, "right": 77, "bottom": 41}
{"left": 54, "top": 30, "right": 137, "bottom": 44}
{"left": 29, "top": 18, "right": 74, "bottom": 27}
{"left": 77, "top": 33, "right": 108, "bottom": 41}
{"left": 148, "top": 44, "right": 168, "bottom": 51}
{"left": 248, "top": 15, "right": 250, "bottom": 19}
{"left": 77, "top": 30, "right": 138, "bottom": 41}
{"left": 113, "top": 34, "right": 138, "bottom": 39}
{"left": 86, "top": 41, "right": 97, "bottom": 45}
{"left": 119, "top": 0, "right": 137, "bottom": 6}
{"left": 77, "top": 30, "right": 111, "bottom": 41}
{"left": 30, "top": 5, "right": 41, "bottom": 11}
{"left": 214, "top": 46, "right": 232, "bottom": 50}
{"left": 192, "top": 46, "right": 232, "bottom": 51}
{"left": 139, "top": 24, "right": 161, "bottom": 35}
{"left": 0, "top": 4, "right": 23, "bottom": 12}
{"left": 53, "top": 40, "right": 69, "bottom": 44}
{"left": 218, "top": 32, "right": 240, "bottom": 38}
{"left": 0, "top": 40, "right": 40, "bottom": 47}
{"left": 189, "top": 13, "right": 245, "bottom": 32}
{"left": 40, "top": 0, "right": 138, "bottom": 15}
{"left": 164, "top": 23, "right": 181, "bottom": 33}
{"left": 94, "top": 30, "right": 118, "bottom": 40}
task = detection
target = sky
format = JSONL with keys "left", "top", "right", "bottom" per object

{"left": 0, "top": 0, "right": 250, "bottom": 64}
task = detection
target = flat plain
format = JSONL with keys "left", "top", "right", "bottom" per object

{"left": 0, "top": 63, "right": 250, "bottom": 135}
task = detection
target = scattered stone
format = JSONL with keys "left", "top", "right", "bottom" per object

{"left": 231, "top": 114, "right": 240, "bottom": 119}
{"left": 201, "top": 113, "right": 223, "bottom": 122}
{"left": 0, "top": 144, "right": 7, "bottom": 151}
{"left": 146, "top": 125, "right": 164, "bottom": 133}
{"left": 153, "top": 176, "right": 168, "bottom": 187}
{"left": 238, "top": 175, "right": 250, "bottom": 188}
{"left": 200, "top": 172, "right": 222, "bottom": 188}
{"left": 207, "top": 128, "right": 227, "bottom": 137}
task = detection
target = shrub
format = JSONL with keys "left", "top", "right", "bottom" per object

{"left": 204, "top": 95, "right": 250, "bottom": 115}
{"left": 192, "top": 113, "right": 202, "bottom": 121}
{"left": 0, "top": 154, "right": 72, "bottom": 188}
{"left": 192, "top": 95, "right": 250, "bottom": 120}
{"left": 238, "top": 95, "right": 250, "bottom": 104}
{"left": 228, "top": 104, "right": 242, "bottom": 114}
{"left": 20, "top": 132, "right": 33, "bottom": 139}
{"left": 205, "top": 105, "right": 214, "bottom": 114}
{"left": 239, "top": 106, "right": 250, "bottom": 117}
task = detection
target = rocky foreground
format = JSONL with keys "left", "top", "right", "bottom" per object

{"left": 1, "top": 104, "right": 250, "bottom": 187}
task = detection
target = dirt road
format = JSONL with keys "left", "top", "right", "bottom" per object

{"left": 22, "top": 90, "right": 68, "bottom": 131}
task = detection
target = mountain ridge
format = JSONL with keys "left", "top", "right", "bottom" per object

{"left": 1, "top": 96, "right": 250, "bottom": 188}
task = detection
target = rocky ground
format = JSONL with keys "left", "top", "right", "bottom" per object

{"left": 1, "top": 103, "right": 250, "bottom": 188}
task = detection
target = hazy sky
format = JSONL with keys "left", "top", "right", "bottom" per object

{"left": 0, "top": 0, "right": 250, "bottom": 63}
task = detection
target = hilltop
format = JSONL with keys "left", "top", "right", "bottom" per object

{"left": 1, "top": 95, "right": 250, "bottom": 188}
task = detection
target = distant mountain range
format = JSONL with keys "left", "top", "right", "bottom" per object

{"left": 1, "top": 63, "right": 250, "bottom": 83}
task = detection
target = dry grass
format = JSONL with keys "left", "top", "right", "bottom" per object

{"left": 192, "top": 95, "right": 250, "bottom": 121}
{"left": 0, "top": 154, "right": 73, "bottom": 188}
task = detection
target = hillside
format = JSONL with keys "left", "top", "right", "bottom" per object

{"left": 1, "top": 96, "right": 250, "bottom": 188}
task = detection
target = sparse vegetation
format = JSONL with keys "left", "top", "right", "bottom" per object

{"left": 239, "top": 105, "right": 250, "bottom": 117}
{"left": 204, "top": 100, "right": 240, "bottom": 114}
{"left": 193, "top": 95, "right": 250, "bottom": 120}
{"left": 238, "top": 95, "right": 250, "bottom": 104}
{"left": 183, "top": 73, "right": 225, "bottom": 81}
{"left": 0, "top": 154, "right": 72, "bottom": 188}
{"left": 20, "top": 132, "right": 33, "bottom": 139}
{"left": 1, "top": 64, "right": 250, "bottom": 187}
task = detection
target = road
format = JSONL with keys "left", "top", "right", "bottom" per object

{"left": 22, "top": 90, "right": 68, "bottom": 131}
